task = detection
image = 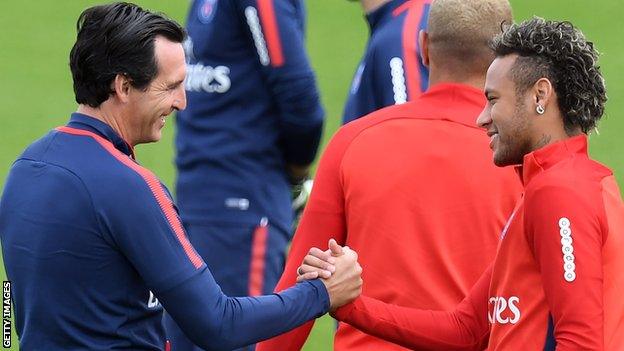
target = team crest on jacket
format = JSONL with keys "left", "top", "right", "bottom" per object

{"left": 198, "top": 0, "right": 218, "bottom": 24}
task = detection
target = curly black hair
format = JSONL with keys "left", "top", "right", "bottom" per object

{"left": 70, "top": 2, "right": 185, "bottom": 107}
{"left": 490, "top": 17, "right": 607, "bottom": 134}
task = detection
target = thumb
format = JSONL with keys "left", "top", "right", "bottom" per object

{"left": 328, "top": 238, "right": 344, "bottom": 256}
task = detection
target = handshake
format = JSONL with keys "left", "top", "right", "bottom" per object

{"left": 297, "top": 239, "right": 363, "bottom": 311}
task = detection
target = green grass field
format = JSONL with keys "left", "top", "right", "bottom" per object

{"left": 0, "top": 1, "right": 622, "bottom": 349}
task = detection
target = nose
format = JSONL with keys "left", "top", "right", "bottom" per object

{"left": 476, "top": 106, "right": 491, "bottom": 129}
{"left": 173, "top": 86, "right": 187, "bottom": 111}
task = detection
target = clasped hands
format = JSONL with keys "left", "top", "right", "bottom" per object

{"left": 297, "top": 239, "right": 362, "bottom": 311}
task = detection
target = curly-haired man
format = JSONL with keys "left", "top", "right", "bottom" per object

{"left": 299, "top": 17, "right": 624, "bottom": 349}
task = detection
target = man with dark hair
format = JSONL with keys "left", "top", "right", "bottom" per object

{"left": 0, "top": 3, "right": 362, "bottom": 350}
{"left": 341, "top": 0, "right": 431, "bottom": 125}
{"left": 258, "top": 0, "right": 520, "bottom": 349}
{"left": 302, "top": 17, "right": 624, "bottom": 349}
{"left": 168, "top": 1, "right": 326, "bottom": 349}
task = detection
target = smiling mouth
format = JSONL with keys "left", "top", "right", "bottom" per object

{"left": 159, "top": 110, "right": 176, "bottom": 126}
{"left": 487, "top": 131, "right": 499, "bottom": 149}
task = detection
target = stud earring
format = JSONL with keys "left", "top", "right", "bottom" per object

{"left": 536, "top": 105, "right": 545, "bottom": 115}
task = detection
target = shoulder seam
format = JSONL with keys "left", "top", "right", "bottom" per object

{"left": 40, "top": 130, "right": 61, "bottom": 160}
{"left": 14, "top": 158, "right": 103, "bottom": 237}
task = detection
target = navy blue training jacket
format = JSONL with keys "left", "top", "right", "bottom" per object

{"left": 0, "top": 113, "right": 329, "bottom": 350}
{"left": 175, "top": 0, "right": 324, "bottom": 232}
{"left": 342, "top": 0, "right": 430, "bottom": 124}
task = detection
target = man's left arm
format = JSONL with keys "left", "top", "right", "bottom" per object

{"left": 525, "top": 184, "right": 606, "bottom": 350}
{"left": 237, "top": 0, "right": 324, "bottom": 177}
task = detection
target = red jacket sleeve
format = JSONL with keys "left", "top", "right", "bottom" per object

{"left": 524, "top": 183, "right": 606, "bottom": 350}
{"left": 256, "top": 128, "right": 353, "bottom": 350}
{"left": 333, "top": 265, "right": 493, "bottom": 350}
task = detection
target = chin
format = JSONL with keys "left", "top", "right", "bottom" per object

{"left": 140, "top": 134, "right": 162, "bottom": 145}
{"left": 494, "top": 160, "right": 515, "bottom": 167}
{"left": 493, "top": 149, "right": 510, "bottom": 167}
{"left": 493, "top": 152, "right": 523, "bottom": 167}
{"left": 151, "top": 128, "right": 164, "bottom": 142}
{"left": 493, "top": 157, "right": 508, "bottom": 167}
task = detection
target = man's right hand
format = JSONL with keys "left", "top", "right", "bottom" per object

{"left": 297, "top": 239, "right": 363, "bottom": 311}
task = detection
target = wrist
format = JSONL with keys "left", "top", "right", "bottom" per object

{"left": 309, "top": 279, "right": 331, "bottom": 313}
{"left": 331, "top": 296, "right": 359, "bottom": 320}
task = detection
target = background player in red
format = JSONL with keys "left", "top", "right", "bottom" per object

{"left": 302, "top": 17, "right": 624, "bottom": 350}
{"left": 342, "top": 0, "right": 431, "bottom": 124}
{"left": 257, "top": 0, "right": 519, "bottom": 349}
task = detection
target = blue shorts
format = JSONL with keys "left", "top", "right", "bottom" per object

{"left": 164, "top": 221, "right": 290, "bottom": 351}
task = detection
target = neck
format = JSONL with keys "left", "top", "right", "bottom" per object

{"left": 427, "top": 69, "right": 486, "bottom": 91}
{"left": 77, "top": 104, "right": 134, "bottom": 146}
{"left": 529, "top": 111, "right": 580, "bottom": 152}
{"left": 361, "top": 0, "right": 391, "bottom": 14}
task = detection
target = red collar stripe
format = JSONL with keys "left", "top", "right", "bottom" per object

{"left": 55, "top": 126, "right": 204, "bottom": 269}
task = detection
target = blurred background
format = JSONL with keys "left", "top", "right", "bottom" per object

{"left": 0, "top": 1, "right": 622, "bottom": 349}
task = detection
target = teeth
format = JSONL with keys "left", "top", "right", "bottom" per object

{"left": 489, "top": 133, "right": 498, "bottom": 148}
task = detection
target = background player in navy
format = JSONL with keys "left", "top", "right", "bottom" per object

{"left": 0, "top": 3, "right": 361, "bottom": 350}
{"left": 342, "top": 0, "right": 430, "bottom": 124}
{"left": 170, "top": 1, "right": 325, "bottom": 349}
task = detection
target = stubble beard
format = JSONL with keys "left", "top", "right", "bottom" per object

{"left": 493, "top": 102, "right": 532, "bottom": 167}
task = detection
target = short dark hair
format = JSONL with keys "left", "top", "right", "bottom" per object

{"left": 491, "top": 17, "right": 607, "bottom": 134}
{"left": 70, "top": 2, "right": 185, "bottom": 107}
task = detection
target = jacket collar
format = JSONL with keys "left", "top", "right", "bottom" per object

{"left": 67, "top": 112, "right": 135, "bottom": 159}
{"left": 412, "top": 82, "right": 486, "bottom": 129}
{"left": 366, "top": 0, "right": 409, "bottom": 30}
{"left": 518, "top": 134, "right": 588, "bottom": 186}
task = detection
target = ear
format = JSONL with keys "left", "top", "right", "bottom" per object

{"left": 111, "top": 73, "right": 132, "bottom": 103}
{"left": 419, "top": 30, "right": 429, "bottom": 68}
{"left": 533, "top": 77, "right": 554, "bottom": 111}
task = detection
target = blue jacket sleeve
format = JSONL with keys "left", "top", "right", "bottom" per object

{"left": 236, "top": 0, "right": 324, "bottom": 165}
{"left": 160, "top": 268, "right": 330, "bottom": 350}
{"left": 98, "top": 171, "right": 206, "bottom": 292}
{"left": 99, "top": 170, "right": 329, "bottom": 349}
